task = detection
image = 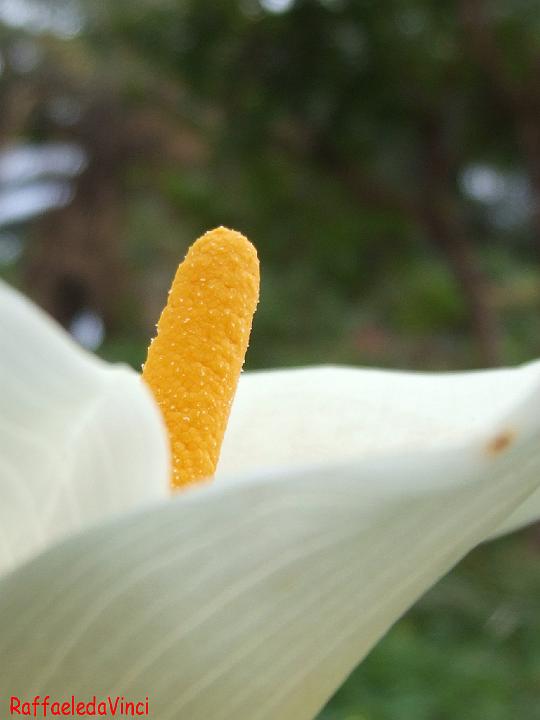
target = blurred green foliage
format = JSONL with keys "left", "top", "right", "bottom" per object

{"left": 2, "top": 0, "right": 540, "bottom": 717}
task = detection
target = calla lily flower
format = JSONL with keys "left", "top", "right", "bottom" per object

{"left": 1, "top": 228, "right": 540, "bottom": 720}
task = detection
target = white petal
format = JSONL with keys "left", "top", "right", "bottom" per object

{"left": 220, "top": 364, "right": 540, "bottom": 535}
{"left": 1, "top": 385, "right": 539, "bottom": 719}
{"left": 492, "top": 485, "right": 540, "bottom": 536}
{"left": 0, "top": 280, "right": 170, "bottom": 575}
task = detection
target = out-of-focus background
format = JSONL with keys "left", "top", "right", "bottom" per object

{"left": 1, "top": 0, "right": 540, "bottom": 716}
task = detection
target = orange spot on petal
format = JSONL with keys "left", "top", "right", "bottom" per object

{"left": 486, "top": 429, "right": 516, "bottom": 456}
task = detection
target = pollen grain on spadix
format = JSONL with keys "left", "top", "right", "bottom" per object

{"left": 142, "top": 226, "right": 259, "bottom": 489}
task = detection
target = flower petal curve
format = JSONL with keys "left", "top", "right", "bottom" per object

{"left": 1, "top": 381, "right": 539, "bottom": 719}
{"left": 0, "top": 280, "right": 170, "bottom": 576}
{"left": 220, "top": 364, "right": 540, "bottom": 535}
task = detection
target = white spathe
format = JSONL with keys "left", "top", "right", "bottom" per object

{"left": 0, "top": 281, "right": 170, "bottom": 574}
{"left": 220, "top": 365, "right": 540, "bottom": 535}
{"left": 1, "top": 278, "right": 540, "bottom": 719}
